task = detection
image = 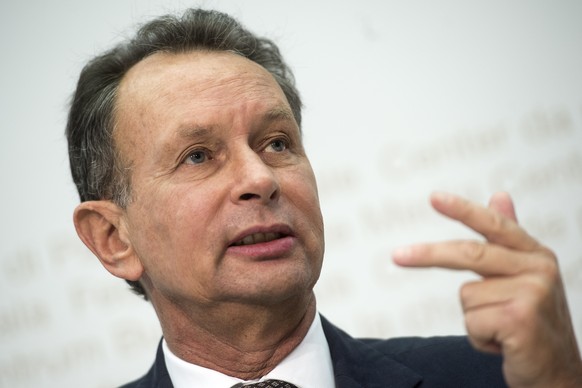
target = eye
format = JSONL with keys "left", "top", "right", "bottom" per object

{"left": 184, "top": 149, "right": 209, "bottom": 165}
{"left": 265, "top": 138, "right": 288, "bottom": 153}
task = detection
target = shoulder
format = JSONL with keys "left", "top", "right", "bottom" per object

{"left": 368, "top": 335, "right": 500, "bottom": 366}
{"left": 373, "top": 336, "right": 507, "bottom": 386}
{"left": 321, "top": 316, "right": 507, "bottom": 387}
{"left": 364, "top": 334, "right": 480, "bottom": 358}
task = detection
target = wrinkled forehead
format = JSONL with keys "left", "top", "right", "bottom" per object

{"left": 117, "top": 50, "right": 285, "bottom": 112}
{"left": 112, "top": 50, "right": 294, "bottom": 157}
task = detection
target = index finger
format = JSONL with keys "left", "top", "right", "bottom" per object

{"left": 392, "top": 240, "right": 533, "bottom": 276}
{"left": 430, "top": 191, "right": 540, "bottom": 252}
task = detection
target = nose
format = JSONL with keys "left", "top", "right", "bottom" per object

{"left": 230, "top": 151, "right": 280, "bottom": 204}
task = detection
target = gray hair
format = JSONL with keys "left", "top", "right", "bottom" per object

{"left": 66, "top": 8, "right": 302, "bottom": 298}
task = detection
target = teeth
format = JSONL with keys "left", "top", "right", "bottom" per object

{"left": 242, "top": 235, "right": 256, "bottom": 245}
{"left": 235, "top": 232, "right": 282, "bottom": 246}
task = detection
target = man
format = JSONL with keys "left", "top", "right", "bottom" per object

{"left": 66, "top": 8, "right": 582, "bottom": 387}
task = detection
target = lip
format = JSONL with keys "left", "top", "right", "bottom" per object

{"left": 228, "top": 224, "right": 294, "bottom": 247}
{"left": 226, "top": 224, "right": 296, "bottom": 259}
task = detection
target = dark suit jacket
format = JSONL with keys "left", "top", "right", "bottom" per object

{"left": 120, "top": 316, "right": 507, "bottom": 387}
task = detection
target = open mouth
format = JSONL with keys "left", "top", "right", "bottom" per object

{"left": 231, "top": 232, "right": 285, "bottom": 246}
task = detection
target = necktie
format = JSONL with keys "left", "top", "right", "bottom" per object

{"left": 232, "top": 379, "right": 299, "bottom": 388}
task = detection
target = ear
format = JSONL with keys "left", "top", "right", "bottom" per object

{"left": 73, "top": 200, "right": 144, "bottom": 281}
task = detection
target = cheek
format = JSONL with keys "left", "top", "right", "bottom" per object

{"left": 127, "top": 185, "right": 225, "bottom": 294}
{"left": 292, "top": 174, "right": 325, "bottom": 279}
{"left": 284, "top": 167, "right": 324, "bottom": 236}
{"left": 289, "top": 164, "right": 321, "bottom": 208}
{"left": 128, "top": 185, "right": 213, "bottom": 264}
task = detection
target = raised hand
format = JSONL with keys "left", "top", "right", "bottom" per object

{"left": 392, "top": 191, "right": 582, "bottom": 387}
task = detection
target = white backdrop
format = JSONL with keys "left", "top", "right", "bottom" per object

{"left": 1, "top": 1, "right": 581, "bottom": 387}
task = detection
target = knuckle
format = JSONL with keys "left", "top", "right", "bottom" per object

{"left": 502, "top": 278, "right": 551, "bottom": 325}
{"left": 482, "top": 212, "right": 508, "bottom": 241}
{"left": 534, "top": 252, "right": 559, "bottom": 281}
{"left": 502, "top": 301, "right": 533, "bottom": 327}
{"left": 524, "top": 277, "right": 551, "bottom": 302}
{"left": 460, "top": 241, "right": 487, "bottom": 264}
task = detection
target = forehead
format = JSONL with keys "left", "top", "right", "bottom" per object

{"left": 112, "top": 50, "right": 294, "bottom": 169}
{"left": 112, "top": 50, "right": 293, "bottom": 165}
{"left": 114, "top": 50, "right": 292, "bottom": 151}
{"left": 116, "top": 50, "right": 285, "bottom": 117}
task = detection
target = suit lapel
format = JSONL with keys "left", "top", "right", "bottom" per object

{"left": 136, "top": 340, "right": 173, "bottom": 388}
{"left": 321, "top": 316, "right": 422, "bottom": 388}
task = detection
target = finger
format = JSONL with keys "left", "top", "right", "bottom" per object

{"left": 460, "top": 276, "right": 547, "bottom": 313}
{"left": 462, "top": 287, "right": 547, "bottom": 360}
{"left": 392, "top": 240, "right": 541, "bottom": 276}
{"left": 461, "top": 278, "right": 514, "bottom": 313}
{"left": 464, "top": 305, "right": 509, "bottom": 355}
{"left": 464, "top": 296, "right": 581, "bottom": 386}
{"left": 430, "top": 191, "right": 539, "bottom": 251}
{"left": 488, "top": 191, "right": 518, "bottom": 222}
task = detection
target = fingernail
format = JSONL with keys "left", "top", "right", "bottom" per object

{"left": 432, "top": 191, "right": 455, "bottom": 204}
{"left": 392, "top": 246, "right": 412, "bottom": 263}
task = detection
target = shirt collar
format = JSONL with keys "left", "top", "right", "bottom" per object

{"left": 163, "top": 313, "right": 335, "bottom": 388}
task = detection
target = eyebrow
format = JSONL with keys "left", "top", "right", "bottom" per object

{"left": 263, "top": 107, "right": 295, "bottom": 123}
{"left": 164, "top": 105, "right": 296, "bottom": 153}
{"left": 158, "top": 125, "right": 214, "bottom": 159}
{"left": 176, "top": 125, "right": 214, "bottom": 140}
{"left": 174, "top": 107, "right": 294, "bottom": 138}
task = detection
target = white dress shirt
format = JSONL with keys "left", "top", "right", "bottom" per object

{"left": 163, "top": 313, "right": 335, "bottom": 388}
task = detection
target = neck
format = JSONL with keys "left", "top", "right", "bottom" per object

{"left": 154, "top": 293, "right": 317, "bottom": 380}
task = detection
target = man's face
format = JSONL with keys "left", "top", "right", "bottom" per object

{"left": 114, "top": 51, "right": 324, "bottom": 309}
